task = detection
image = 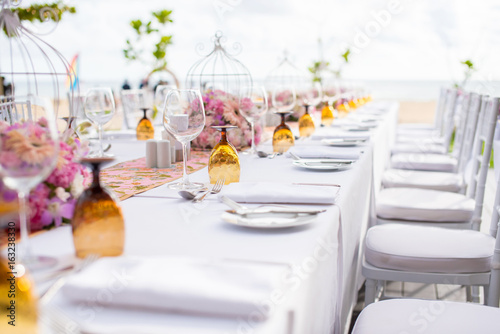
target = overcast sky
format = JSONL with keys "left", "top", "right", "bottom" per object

{"left": 3, "top": 0, "right": 500, "bottom": 88}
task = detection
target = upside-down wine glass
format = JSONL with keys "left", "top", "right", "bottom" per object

{"left": 238, "top": 85, "right": 268, "bottom": 154}
{"left": 163, "top": 89, "right": 206, "bottom": 190}
{"left": 271, "top": 85, "right": 296, "bottom": 153}
{"left": 299, "top": 82, "right": 322, "bottom": 137}
{"left": 0, "top": 96, "right": 60, "bottom": 270}
{"left": 84, "top": 87, "right": 115, "bottom": 157}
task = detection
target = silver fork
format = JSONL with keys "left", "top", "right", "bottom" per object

{"left": 193, "top": 177, "right": 225, "bottom": 202}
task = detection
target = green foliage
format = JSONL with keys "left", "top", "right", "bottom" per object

{"left": 341, "top": 49, "right": 350, "bottom": 63}
{"left": 124, "top": 9, "right": 174, "bottom": 73}
{"left": 308, "top": 61, "right": 330, "bottom": 84}
{"left": 455, "top": 59, "right": 476, "bottom": 89}
{"left": 3, "top": 1, "right": 76, "bottom": 37}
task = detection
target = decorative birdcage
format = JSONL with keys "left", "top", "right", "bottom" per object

{"left": 186, "top": 32, "right": 261, "bottom": 151}
{"left": 265, "top": 51, "right": 308, "bottom": 92}
{"left": 0, "top": 0, "right": 78, "bottom": 123}
{"left": 185, "top": 31, "right": 252, "bottom": 95}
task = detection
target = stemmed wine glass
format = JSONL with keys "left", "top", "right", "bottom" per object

{"left": 84, "top": 87, "right": 115, "bottom": 157}
{"left": 154, "top": 84, "right": 176, "bottom": 126}
{"left": 162, "top": 89, "right": 206, "bottom": 190}
{"left": 238, "top": 85, "right": 268, "bottom": 154}
{"left": 0, "top": 96, "right": 60, "bottom": 270}
{"left": 271, "top": 85, "right": 296, "bottom": 153}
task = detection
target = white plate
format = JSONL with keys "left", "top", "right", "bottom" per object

{"left": 292, "top": 160, "right": 353, "bottom": 171}
{"left": 222, "top": 211, "right": 317, "bottom": 229}
{"left": 321, "top": 138, "right": 368, "bottom": 147}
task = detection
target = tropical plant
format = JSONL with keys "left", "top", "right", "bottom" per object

{"left": 123, "top": 9, "right": 179, "bottom": 87}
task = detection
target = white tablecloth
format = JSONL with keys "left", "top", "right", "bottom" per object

{"left": 31, "top": 101, "right": 398, "bottom": 334}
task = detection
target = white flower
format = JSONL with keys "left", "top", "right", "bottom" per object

{"left": 70, "top": 172, "right": 84, "bottom": 198}
{"left": 55, "top": 187, "right": 71, "bottom": 202}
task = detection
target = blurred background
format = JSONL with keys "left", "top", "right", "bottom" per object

{"left": 1, "top": 0, "right": 499, "bottom": 122}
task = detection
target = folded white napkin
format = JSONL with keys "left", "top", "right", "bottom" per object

{"left": 310, "top": 127, "right": 371, "bottom": 141}
{"left": 288, "top": 146, "right": 360, "bottom": 160}
{"left": 219, "top": 182, "right": 339, "bottom": 204}
{"left": 62, "top": 257, "right": 286, "bottom": 319}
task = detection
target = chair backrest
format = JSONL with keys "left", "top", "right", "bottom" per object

{"left": 467, "top": 96, "right": 499, "bottom": 230}
{"left": 120, "top": 89, "right": 148, "bottom": 130}
{"left": 450, "top": 92, "right": 471, "bottom": 161}
{"left": 456, "top": 93, "right": 483, "bottom": 174}
{"left": 0, "top": 96, "right": 32, "bottom": 124}
{"left": 440, "top": 88, "right": 460, "bottom": 149}
{"left": 434, "top": 87, "right": 448, "bottom": 135}
{"left": 487, "top": 133, "right": 500, "bottom": 306}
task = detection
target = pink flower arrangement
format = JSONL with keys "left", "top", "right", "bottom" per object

{"left": 191, "top": 89, "right": 262, "bottom": 150}
{"left": 0, "top": 119, "right": 90, "bottom": 231}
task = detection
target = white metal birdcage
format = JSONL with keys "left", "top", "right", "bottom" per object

{"left": 265, "top": 52, "right": 308, "bottom": 91}
{"left": 185, "top": 31, "right": 252, "bottom": 95}
{"left": 0, "top": 0, "right": 77, "bottom": 123}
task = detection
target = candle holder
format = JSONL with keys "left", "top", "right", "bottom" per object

{"left": 209, "top": 126, "right": 240, "bottom": 185}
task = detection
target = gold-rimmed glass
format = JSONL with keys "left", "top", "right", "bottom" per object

{"left": 208, "top": 126, "right": 240, "bottom": 185}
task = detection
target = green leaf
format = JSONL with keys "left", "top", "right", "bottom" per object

{"left": 153, "top": 10, "right": 173, "bottom": 24}
{"left": 130, "top": 20, "right": 143, "bottom": 34}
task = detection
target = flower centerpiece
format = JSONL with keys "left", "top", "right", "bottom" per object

{"left": 191, "top": 89, "right": 262, "bottom": 150}
{"left": 0, "top": 119, "right": 90, "bottom": 231}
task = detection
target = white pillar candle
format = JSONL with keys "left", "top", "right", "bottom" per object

{"left": 157, "top": 140, "right": 172, "bottom": 168}
{"left": 145, "top": 140, "right": 157, "bottom": 168}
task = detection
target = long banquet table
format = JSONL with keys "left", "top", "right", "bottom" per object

{"left": 32, "top": 101, "right": 398, "bottom": 334}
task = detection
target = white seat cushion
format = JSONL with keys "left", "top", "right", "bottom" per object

{"left": 352, "top": 299, "right": 500, "bottom": 334}
{"left": 397, "top": 123, "right": 434, "bottom": 130}
{"left": 396, "top": 133, "right": 444, "bottom": 144}
{"left": 376, "top": 187, "right": 474, "bottom": 222}
{"left": 391, "top": 142, "right": 446, "bottom": 155}
{"left": 365, "top": 224, "right": 494, "bottom": 273}
{"left": 391, "top": 153, "right": 457, "bottom": 172}
{"left": 382, "top": 169, "right": 464, "bottom": 192}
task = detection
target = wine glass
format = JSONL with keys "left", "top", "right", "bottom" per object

{"left": 154, "top": 84, "right": 176, "bottom": 126}
{"left": 299, "top": 82, "right": 322, "bottom": 137}
{"left": 238, "top": 85, "right": 268, "bottom": 154}
{"left": 0, "top": 95, "right": 60, "bottom": 270}
{"left": 271, "top": 86, "right": 296, "bottom": 153}
{"left": 162, "top": 89, "right": 206, "bottom": 190}
{"left": 84, "top": 87, "right": 115, "bottom": 157}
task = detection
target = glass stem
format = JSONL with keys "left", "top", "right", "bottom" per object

{"left": 18, "top": 191, "right": 33, "bottom": 262}
{"left": 182, "top": 142, "right": 189, "bottom": 186}
{"left": 98, "top": 124, "right": 104, "bottom": 156}
{"left": 250, "top": 121, "right": 255, "bottom": 153}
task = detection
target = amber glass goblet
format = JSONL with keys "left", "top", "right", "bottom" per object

{"left": 136, "top": 108, "right": 155, "bottom": 140}
{"left": 299, "top": 105, "right": 315, "bottom": 137}
{"left": 72, "top": 157, "right": 125, "bottom": 258}
{"left": 321, "top": 101, "right": 335, "bottom": 126}
{"left": 208, "top": 126, "right": 240, "bottom": 185}
{"left": 272, "top": 112, "right": 295, "bottom": 153}
{"left": 0, "top": 255, "right": 38, "bottom": 333}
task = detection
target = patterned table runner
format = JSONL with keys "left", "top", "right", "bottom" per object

{"left": 101, "top": 151, "right": 210, "bottom": 201}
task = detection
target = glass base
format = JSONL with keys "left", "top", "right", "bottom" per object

{"left": 23, "top": 255, "right": 58, "bottom": 271}
{"left": 168, "top": 181, "right": 205, "bottom": 191}
{"left": 87, "top": 152, "right": 114, "bottom": 158}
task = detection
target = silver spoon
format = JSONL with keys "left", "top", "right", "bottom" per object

{"left": 178, "top": 189, "right": 207, "bottom": 200}
{"left": 257, "top": 151, "right": 281, "bottom": 159}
